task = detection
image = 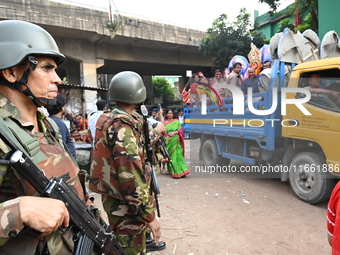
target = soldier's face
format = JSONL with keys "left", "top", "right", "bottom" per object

{"left": 21, "top": 56, "right": 62, "bottom": 100}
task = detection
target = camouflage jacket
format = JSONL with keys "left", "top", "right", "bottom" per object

{"left": 0, "top": 94, "right": 84, "bottom": 254}
{"left": 89, "top": 107, "right": 161, "bottom": 223}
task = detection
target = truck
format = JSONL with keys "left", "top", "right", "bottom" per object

{"left": 183, "top": 57, "right": 340, "bottom": 204}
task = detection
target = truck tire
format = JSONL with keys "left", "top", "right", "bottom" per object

{"left": 281, "top": 145, "right": 301, "bottom": 182}
{"left": 201, "top": 139, "right": 224, "bottom": 167}
{"left": 289, "top": 152, "right": 335, "bottom": 204}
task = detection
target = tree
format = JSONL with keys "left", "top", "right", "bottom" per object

{"left": 199, "top": 9, "right": 265, "bottom": 70}
{"left": 277, "top": 18, "right": 295, "bottom": 33}
{"left": 258, "top": 0, "right": 282, "bottom": 13}
{"left": 152, "top": 77, "right": 175, "bottom": 102}
{"left": 292, "top": 0, "right": 318, "bottom": 33}
{"left": 259, "top": 0, "right": 318, "bottom": 32}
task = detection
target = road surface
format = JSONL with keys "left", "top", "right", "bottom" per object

{"left": 153, "top": 138, "right": 331, "bottom": 255}
{"left": 90, "top": 138, "right": 331, "bottom": 254}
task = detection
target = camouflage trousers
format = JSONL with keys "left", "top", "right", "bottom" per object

{"left": 103, "top": 198, "right": 147, "bottom": 255}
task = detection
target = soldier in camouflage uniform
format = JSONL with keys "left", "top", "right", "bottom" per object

{"left": 89, "top": 71, "right": 166, "bottom": 255}
{"left": 0, "top": 20, "right": 92, "bottom": 254}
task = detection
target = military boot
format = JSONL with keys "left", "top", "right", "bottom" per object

{"left": 146, "top": 233, "right": 166, "bottom": 252}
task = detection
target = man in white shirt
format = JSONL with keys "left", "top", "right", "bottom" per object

{"left": 88, "top": 99, "right": 107, "bottom": 145}
{"left": 150, "top": 110, "right": 157, "bottom": 119}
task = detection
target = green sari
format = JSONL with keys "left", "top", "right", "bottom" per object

{"left": 164, "top": 119, "right": 189, "bottom": 178}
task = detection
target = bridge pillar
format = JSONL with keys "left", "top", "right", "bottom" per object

{"left": 82, "top": 58, "right": 104, "bottom": 87}
{"left": 81, "top": 58, "right": 104, "bottom": 114}
{"left": 57, "top": 38, "right": 106, "bottom": 113}
{"left": 56, "top": 38, "right": 104, "bottom": 87}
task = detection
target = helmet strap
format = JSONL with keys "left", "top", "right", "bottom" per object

{"left": 1, "top": 56, "right": 56, "bottom": 108}
{"left": 18, "top": 56, "right": 42, "bottom": 108}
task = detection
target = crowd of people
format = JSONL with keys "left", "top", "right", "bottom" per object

{"left": 182, "top": 60, "right": 340, "bottom": 113}
{"left": 46, "top": 97, "right": 108, "bottom": 156}
{"left": 65, "top": 113, "right": 90, "bottom": 143}
{"left": 182, "top": 61, "right": 272, "bottom": 108}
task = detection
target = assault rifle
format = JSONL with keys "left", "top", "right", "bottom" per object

{"left": 150, "top": 123, "right": 177, "bottom": 174}
{"left": 150, "top": 104, "right": 176, "bottom": 173}
{"left": 0, "top": 119, "right": 127, "bottom": 255}
{"left": 159, "top": 137, "right": 177, "bottom": 173}
{"left": 140, "top": 105, "right": 161, "bottom": 217}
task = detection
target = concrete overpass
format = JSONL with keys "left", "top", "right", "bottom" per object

{"left": 0, "top": 0, "right": 213, "bottom": 108}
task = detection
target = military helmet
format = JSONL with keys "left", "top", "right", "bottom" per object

{"left": 109, "top": 71, "right": 146, "bottom": 104}
{"left": 0, "top": 20, "right": 66, "bottom": 70}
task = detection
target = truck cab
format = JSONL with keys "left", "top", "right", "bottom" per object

{"left": 283, "top": 58, "right": 340, "bottom": 203}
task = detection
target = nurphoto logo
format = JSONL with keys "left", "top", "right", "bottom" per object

{"left": 201, "top": 85, "right": 312, "bottom": 116}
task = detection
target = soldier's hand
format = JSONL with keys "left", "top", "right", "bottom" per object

{"left": 160, "top": 158, "right": 169, "bottom": 163}
{"left": 154, "top": 123, "right": 166, "bottom": 135}
{"left": 19, "top": 197, "right": 70, "bottom": 237}
{"left": 147, "top": 218, "right": 161, "bottom": 244}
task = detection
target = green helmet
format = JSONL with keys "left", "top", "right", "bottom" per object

{"left": 109, "top": 71, "right": 146, "bottom": 104}
{"left": 0, "top": 20, "right": 66, "bottom": 70}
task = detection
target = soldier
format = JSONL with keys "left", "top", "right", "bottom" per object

{"left": 0, "top": 20, "right": 92, "bottom": 254}
{"left": 89, "top": 71, "right": 166, "bottom": 254}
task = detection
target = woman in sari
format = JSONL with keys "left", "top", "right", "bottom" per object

{"left": 164, "top": 109, "right": 189, "bottom": 178}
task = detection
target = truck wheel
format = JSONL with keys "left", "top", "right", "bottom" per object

{"left": 202, "top": 139, "right": 221, "bottom": 166}
{"left": 289, "top": 152, "right": 334, "bottom": 204}
{"left": 281, "top": 145, "right": 301, "bottom": 182}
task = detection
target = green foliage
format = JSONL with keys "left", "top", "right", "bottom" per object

{"left": 264, "top": 38, "right": 271, "bottom": 44}
{"left": 107, "top": 21, "right": 119, "bottom": 32}
{"left": 152, "top": 77, "right": 175, "bottom": 101}
{"left": 296, "top": 13, "right": 312, "bottom": 33}
{"left": 258, "top": 0, "right": 281, "bottom": 13}
{"left": 199, "top": 9, "right": 265, "bottom": 70}
{"left": 287, "top": 0, "right": 318, "bottom": 32}
{"left": 107, "top": 20, "right": 120, "bottom": 38}
{"left": 259, "top": 0, "right": 318, "bottom": 33}
{"left": 277, "top": 18, "right": 295, "bottom": 32}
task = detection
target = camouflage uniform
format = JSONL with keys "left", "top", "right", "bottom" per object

{"left": 89, "top": 107, "right": 161, "bottom": 255}
{"left": 0, "top": 94, "right": 86, "bottom": 255}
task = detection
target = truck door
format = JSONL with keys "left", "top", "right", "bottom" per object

{"left": 283, "top": 68, "right": 340, "bottom": 169}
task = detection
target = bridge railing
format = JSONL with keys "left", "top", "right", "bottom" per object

{"left": 51, "top": 0, "right": 206, "bottom": 31}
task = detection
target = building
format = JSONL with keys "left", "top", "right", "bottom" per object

{"left": 255, "top": 0, "right": 340, "bottom": 40}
